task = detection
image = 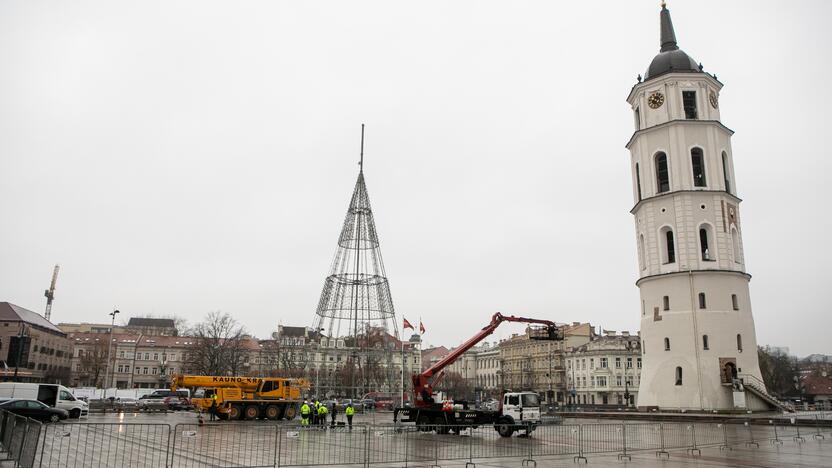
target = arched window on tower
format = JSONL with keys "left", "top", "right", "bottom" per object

{"left": 722, "top": 152, "right": 732, "bottom": 194}
{"left": 660, "top": 227, "right": 676, "bottom": 264}
{"left": 698, "top": 292, "right": 706, "bottom": 309}
{"left": 664, "top": 337, "right": 671, "bottom": 351}
{"left": 702, "top": 335, "right": 709, "bottom": 350}
{"left": 736, "top": 334, "right": 743, "bottom": 352}
{"left": 635, "top": 163, "right": 643, "bottom": 201}
{"left": 639, "top": 234, "right": 647, "bottom": 270}
{"left": 655, "top": 152, "right": 670, "bottom": 193}
{"left": 731, "top": 227, "right": 742, "bottom": 264}
{"left": 691, "top": 148, "right": 707, "bottom": 187}
{"left": 699, "top": 225, "right": 715, "bottom": 261}
{"left": 675, "top": 366, "right": 683, "bottom": 385}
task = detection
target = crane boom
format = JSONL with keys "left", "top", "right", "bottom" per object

{"left": 411, "top": 312, "right": 562, "bottom": 408}
{"left": 44, "top": 264, "right": 60, "bottom": 322}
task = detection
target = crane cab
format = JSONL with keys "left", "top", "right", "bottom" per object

{"left": 494, "top": 391, "right": 541, "bottom": 437}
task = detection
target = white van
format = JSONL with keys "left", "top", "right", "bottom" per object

{"left": 0, "top": 383, "right": 88, "bottom": 418}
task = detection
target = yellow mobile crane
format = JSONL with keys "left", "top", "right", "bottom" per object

{"left": 171, "top": 375, "right": 309, "bottom": 420}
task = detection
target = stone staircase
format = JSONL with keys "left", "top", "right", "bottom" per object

{"left": 738, "top": 374, "right": 793, "bottom": 412}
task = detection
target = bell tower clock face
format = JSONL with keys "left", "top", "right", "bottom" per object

{"left": 648, "top": 91, "right": 665, "bottom": 109}
{"left": 709, "top": 91, "right": 719, "bottom": 108}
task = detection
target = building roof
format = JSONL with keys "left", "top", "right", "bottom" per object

{"left": 644, "top": 5, "right": 701, "bottom": 81}
{"left": 0, "top": 302, "right": 65, "bottom": 335}
{"left": 804, "top": 373, "right": 832, "bottom": 396}
{"left": 127, "top": 317, "right": 176, "bottom": 328}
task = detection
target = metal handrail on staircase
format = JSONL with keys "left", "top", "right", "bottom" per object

{"left": 738, "top": 374, "right": 792, "bottom": 411}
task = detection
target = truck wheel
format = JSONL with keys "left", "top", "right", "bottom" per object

{"left": 283, "top": 405, "right": 297, "bottom": 420}
{"left": 229, "top": 405, "right": 243, "bottom": 420}
{"left": 494, "top": 420, "right": 514, "bottom": 437}
{"left": 244, "top": 405, "right": 260, "bottom": 420}
{"left": 265, "top": 405, "right": 280, "bottom": 420}
{"left": 70, "top": 409, "right": 81, "bottom": 419}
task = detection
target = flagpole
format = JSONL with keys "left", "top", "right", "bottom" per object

{"left": 401, "top": 335, "right": 405, "bottom": 408}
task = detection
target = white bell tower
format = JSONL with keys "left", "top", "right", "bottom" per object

{"left": 627, "top": 4, "right": 778, "bottom": 411}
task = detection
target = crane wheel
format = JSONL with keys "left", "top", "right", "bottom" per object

{"left": 283, "top": 405, "right": 297, "bottom": 420}
{"left": 265, "top": 405, "right": 280, "bottom": 420}
{"left": 244, "top": 405, "right": 260, "bottom": 420}
{"left": 229, "top": 405, "right": 243, "bottom": 420}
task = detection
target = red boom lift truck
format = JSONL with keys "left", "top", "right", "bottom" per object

{"left": 394, "top": 312, "right": 563, "bottom": 437}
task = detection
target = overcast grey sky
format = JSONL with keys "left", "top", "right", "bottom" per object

{"left": 1, "top": 1, "right": 830, "bottom": 356}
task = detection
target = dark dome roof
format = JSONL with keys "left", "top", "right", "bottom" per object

{"left": 645, "top": 49, "right": 700, "bottom": 80}
{"left": 644, "top": 5, "right": 702, "bottom": 81}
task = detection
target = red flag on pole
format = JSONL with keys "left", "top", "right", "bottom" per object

{"left": 419, "top": 320, "right": 425, "bottom": 334}
{"left": 403, "top": 318, "right": 414, "bottom": 330}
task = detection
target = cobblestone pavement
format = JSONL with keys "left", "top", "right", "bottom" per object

{"left": 31, "top": 411, "right": 832, "bottom": 467}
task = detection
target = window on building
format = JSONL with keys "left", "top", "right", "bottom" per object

{"left": 731, "top": 228, "right": 742, "bottom": 263}
{"left": 151, "top": 367, "right": 157, "bottom": 375}
{"left": 615, "top": 357, "right": 621, "bottom": 369}
{"left": 135, "top": 367, "right": 141, "bottom": 374}
{"left": 737, "top": 334, "right": 743, "bottom": 352}
{"left": 682, "top": 91, "right": 697, "bottom": 119}
{"left": 635, "top": 163, "right": 643, "bottom": 201}
{"left": 703, "top": 335, "right": 709, "bottom": 350}
{"left": 660, "top": 227, "right": 676, "bottom": 264}
{"left": 597, "top": 376, "right": 607, "bottom": 387}
{"left": 144, "top": 353, "right": 149, "bottom": 360}
{"left": 616, "top": 375, "right": 623, "bottom": 386}
{"left": 169, "top": 354, "right": 176, "bottom": 361}
{"left": 732, "top": 294, "right": 739, "bottom": 311}
{"left": 698, "top": 292, "right": 707, "bottom": 309}
{"left": 722, "top": 152, "right": 731, "bottom": 194}
{"left": 691, "top": 148, "right": 706, "bottom": 187}
{"left": 675, "top": 366, "right": 683, "bottom": 385}
{"left": 154, "top": 353, "right": 159, "bottom": 361}
{"left": 590, "top": 358, "right": 595, "bottom": 369}
{"left": 125, "top": 365, "right": 130, "bottom": 373}
{"left": 663, "top": 296, "right": 670, "bottom": 311}
{"left": 626, "top": 357, "right": 633, "bottom": 369}
{"left": 119, "top": 351, "right": 125, "bottom": 358}
{"left": 634, "top": 107, "right": 641, "bottom": 131}
{"left": 600, "top": 358, "right": 608, "bottom": 368}
{"left": 639, "top": 234, "right": 647, "bottom": 270}
{"left": 142, "top": 367, "right": 148, "bottom": 375}
{"left": 655, "top": 152, "right": 670, "bottom": 193}
{"left": 117, "top": 365, "right": 123, "bottom": 373}
{"left": 664, "top": 337, "right": 671, "bottom": 351}
{"left": 699, "top": 227, "right": 712, "bottom": 261}
{"left": 637, "top": 358, "right": 642, "bottom": 368}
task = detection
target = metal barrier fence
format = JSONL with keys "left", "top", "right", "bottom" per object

{"left": 24, "top": 417, "right": 832, "bottom": 468}
{"left": 0, "top": 409, "right": 43, "bottom": 468}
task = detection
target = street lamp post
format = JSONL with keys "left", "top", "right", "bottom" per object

{"left": 103, "top": 309, "right": 120, "bottom": 391}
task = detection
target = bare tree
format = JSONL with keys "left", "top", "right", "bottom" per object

{"left": 185, "top": 311, "right": 247, "bottom": 376}
{"left": 436, "top": 371, "right": 473, "bottom": 401}
{"left": 78, "top": 340, "right": 109, "bottom": 387}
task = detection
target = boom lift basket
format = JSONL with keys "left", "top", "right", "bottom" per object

{"left": 528, "top": 325, "right": 562, "bottom": 341}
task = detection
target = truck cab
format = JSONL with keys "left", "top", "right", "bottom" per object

{"left": 496, "top": 391, "right": 541, "bottom": 437}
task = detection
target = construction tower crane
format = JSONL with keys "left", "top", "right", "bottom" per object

{"left": 44, "top": 265, "right": 60, "bottom": 322}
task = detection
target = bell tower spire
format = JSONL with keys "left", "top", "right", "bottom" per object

{"left": 659, "top": 3, "right": 679, "bottom": 52}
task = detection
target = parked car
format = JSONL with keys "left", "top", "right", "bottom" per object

{"left": 0, "top": 383, "right": 88, "bottom": 418}
{"left": 0, "top": 399, "right": 69, "bottom": 423}
{"left": 114, "top": 397, "right": 140, "bottom": 410}
{"left": 361, "top": 399, "right": 375, "bottom": 410}
{"left": 138, "top": 390, "right": 190, "bottom": 410}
